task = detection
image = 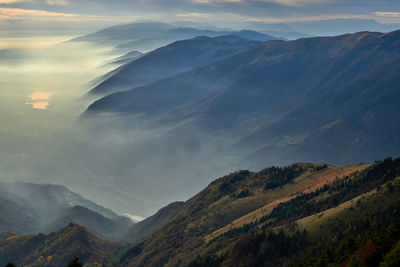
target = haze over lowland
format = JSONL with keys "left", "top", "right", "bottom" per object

{"left": 0, "top": 1, "right": 400, "bottom": 266}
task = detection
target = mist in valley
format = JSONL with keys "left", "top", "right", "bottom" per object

{"left": 1, "top": 0, "right": 400, "bottom": 265}
{"left": 0, "top": 35, "right": 247, "bottom": 218}
{"left": 2, "top": 21, "right": 399, "bottom": 221}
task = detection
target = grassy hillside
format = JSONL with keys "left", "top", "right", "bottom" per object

{"left": 103, "top": 158, "right": 400, "bottom": 266}
{"left": 191, "top": 158, "right": 400, "bottom": 267}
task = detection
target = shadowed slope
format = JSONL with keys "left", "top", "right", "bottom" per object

{"left": 89, "top": 35, "right": 264, "bottom": 96}
{"left": 87, "top": 30, "right": 400, "bottom": 165}
{"left": 0, "top": 224, "right": 120, "bottom": 267}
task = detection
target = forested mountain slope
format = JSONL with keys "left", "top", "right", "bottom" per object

{"left": 0, "top": 224, "right": 120, "bottom": 267}
{"left": 105, "top": 158, "right": 400, "bottom": 266}
{"left": 1, "top": 158, "right": 399, "bottom": 266}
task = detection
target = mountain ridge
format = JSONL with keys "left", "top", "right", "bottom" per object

{"left": 88, "top": 35, "right": 270, "bottom": 96}
{"left": 86, "top": 30, "right": 400, "bottom": 166}
{"left": 104, "top": 158, "right": 400, "bottom": 266}
{"left": 0, "top": 182, "right": 133, "bottom": 240}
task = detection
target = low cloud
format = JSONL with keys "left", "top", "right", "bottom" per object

{"left": 255, "top": 0, "right": 334, "bottom": 7}
{"left": 176, "top": 12, "right": 212, "bottom": 18}
{"left": 0, "top": 7, "right": 129, "bottom": 23}
{"left": 123, "top": 213, "right": 145, "bottom": 222}
{"left": 46, "top": 0, "right": 69, "bottom": 6}
{"left": 188, "top": 0, "right": 243, "bottom": 4}
{"left": 187, "top": 0, "right": 332, "bottom": 7}
{"left": 174, "top": 10, "right": 400, "bottom": 24}
{"left": 372, "top": 11, "right": 400, "bottom": 23}
{"left": 0, "top": 0, "right": 68, "bottom": 4}
{"left": 0, "top": 0, "right": 33, "bottom": 3}
{"left": 0, "top": 7, "right": 75, "bottom": 20}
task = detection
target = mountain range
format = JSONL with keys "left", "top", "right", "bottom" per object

{"left": 72, "top": 22, "right": 279, "bottom": 54}
{"left": 0, "top": 182, "right": 132, "bottom": 240}
{"left": 89, "top": 34, "right": 269, "bottom": 96}
{"left": 1, "top": 22, "right": 400, "bottom": 267}
{"left": 285, "top": 19, "right": 400, "bottom": 37}
{"left": 86, "top": 30, "right": 400, "bottom": 167}
{"left": 227, "top": 18, "right": 400, "bottom": 38}
{"left": 1, "top": 157, "right": 400, "bottom": 266}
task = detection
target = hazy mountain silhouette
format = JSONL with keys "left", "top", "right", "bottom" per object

{"left": 44, "top": 205, "right": 132, "bottom": 241}
{"left": 0, "top": 182, "right": 133, "bottom": 239}
{"left": 287, "top": 18, "right": 400, "bottom": 36}
{"left": 71, "top": 22, "right": 282, "bottom": 55}
{"left": 87, "top": 30, "right": 400, "bottom": 166}
{"left": 89, "top": 35, "right": 268, "bottom": 96}
{"left": 108, "top": 50, "right": 143, "bottom": 65}
{"left": 71, "top": 22, "right": 228, "bottom": 53}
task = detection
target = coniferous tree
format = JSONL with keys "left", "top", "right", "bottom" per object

{"left": 66, "top": 257, "right": 83, "bottom": 267}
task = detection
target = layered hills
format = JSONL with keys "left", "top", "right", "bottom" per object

{"left": 89, "top": 35, "right": 265, "bottom": 96}
{"left": 0, "top": 182, "right": 132, "bottom": 240}
{"left": 72, "top": 22, "right": 277, "bottom": 53}
{"left": 1, "top": 158, "right": 400, "bottom": 266}
{"left": 87, "top": 30, "right": 400, "bottom": 166}
{"left": 1, "top": 26, "right": 400, "bottom": 267}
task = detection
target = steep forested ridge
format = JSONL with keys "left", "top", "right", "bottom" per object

{"left": 101, "top": 158, "right": 400, "bottom": 266}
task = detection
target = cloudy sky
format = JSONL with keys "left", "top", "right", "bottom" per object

{"left": 0, "top": 0, "right": 400, "bottom": 34}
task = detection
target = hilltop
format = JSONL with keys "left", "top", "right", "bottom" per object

{"left": 104, "top": 158, "right": 400, "bottom": 266}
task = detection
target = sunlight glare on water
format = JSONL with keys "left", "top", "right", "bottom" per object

{"left": 0, "top": 34, "right": 116, "bottom": 185}
{"left": 26, "top": 101, "right": 50, "bottom": 110}
{"left": 26, "top": 92, "right": 51, "bottom": 110}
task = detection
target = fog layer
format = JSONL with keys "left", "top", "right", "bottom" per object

{"left": 0, "top": 36, "right": 243, "bottom": 217}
